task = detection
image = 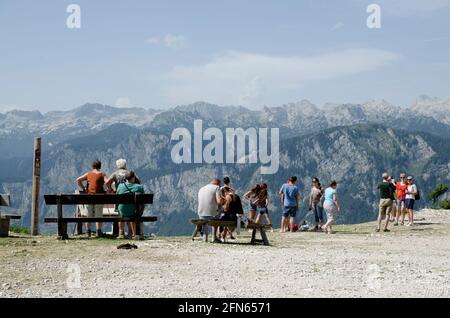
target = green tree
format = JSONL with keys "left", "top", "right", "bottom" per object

{"left": 428, "top": 184, "right": 449, "bottom": 208}
{"left": 440, "top": 199, "right": 450, "bottom": 210}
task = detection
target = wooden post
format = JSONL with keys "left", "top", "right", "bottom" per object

{"left": 31, "top": 137, "right": 41, "bottom": 235}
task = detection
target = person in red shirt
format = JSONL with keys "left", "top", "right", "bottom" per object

{"left": 394, "top": 173, "right": 408, "bottom": 226}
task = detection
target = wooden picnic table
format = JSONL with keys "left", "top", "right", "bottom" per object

{"left": 190, "top": 219, "right": 272, "bottom": 246}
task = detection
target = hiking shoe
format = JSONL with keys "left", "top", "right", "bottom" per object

{"left": 383, "top": 229, "right": 390, "bottom": 232}
{"left": 375, "top": 228, "right": 380, "bottom": 233}
{"left": 393, "top": 222, "right": 399, "bottom": 226}
{"left": 213, "top": 237, "right": 222, "bottom": 243}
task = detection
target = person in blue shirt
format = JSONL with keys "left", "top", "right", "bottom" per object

{"left": 322, "top": 181, "right": 341, "bottom": 234}
{"left": 279, "top": 176, "right": 301, "bottom": 232}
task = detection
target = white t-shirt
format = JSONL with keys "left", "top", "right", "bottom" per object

{"left": 198, "top": 184, "right": 220, "bottom": 217}
{"left": 406, "top": 184, "right": 417, "bottom": 200}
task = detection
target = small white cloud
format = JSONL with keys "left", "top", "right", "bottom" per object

{"left": 331, "top": 22, "right": 345, "bottom": 31}
{"left": 115, "top": 97, "right": 131, "bottom": 108}
{"left": 145, "top": 34, "right": 188, "bottom": 49}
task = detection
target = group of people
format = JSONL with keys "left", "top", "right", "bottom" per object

{"left": 197, "top": 175, "right": 342, "bottom": 242}
{"left": 377, "top": 172, "right": 419, "bottom": 232}
{"left": 75, "top": 158, "right": 144, "bottom": 239}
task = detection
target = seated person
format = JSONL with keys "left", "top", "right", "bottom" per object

{"left": 117, "top": 171, "right": 144, "bottom": 239}
{"left": 219, "top": 186, "right": 244, "bottom": 242}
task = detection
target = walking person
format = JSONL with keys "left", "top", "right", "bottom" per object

{"left": 75, "top": 159, "right": 108, "bottom": 238}
{"left": 322, "top": 181, "right": 340, "bottom": 234}
{"left": 309, "top": 178, "right": 324, "bottom": 231}
{"left": 197, "top": 178, "right": 223, "bottom": 243}
{"left": 376, "top": 172, "right": 395, "bottom": 232}
{"left": 405, "top": 176, "right": 418, "bottom": 227}
{"left": 279, "top": 177, "right": 300, "bottom": 233}
{"left": 394, "top": 173, "right": 408, "bottom": 226}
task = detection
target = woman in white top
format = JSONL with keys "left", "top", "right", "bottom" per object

{"left": 405, "top": 176, "right": 418, "bottom": 226}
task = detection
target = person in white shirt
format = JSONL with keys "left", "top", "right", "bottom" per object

{"left": 405, "top": 176, "right": 418, "bottom": 226}
{"left": 197, "top": 178, "right": 223, "bottom": 242}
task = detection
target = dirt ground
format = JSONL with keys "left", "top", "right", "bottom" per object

{"left": 0, "top": 209, "right": 449, "bottom": 298}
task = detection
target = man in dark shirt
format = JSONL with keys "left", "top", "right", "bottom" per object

{"left": 376, "top": 172, "right": 394, "bottom": 232}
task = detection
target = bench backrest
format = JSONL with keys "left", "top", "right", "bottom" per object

{"left": 0, "top": 194, "right": 11, "bottom": 207}
{"left": 44, "top": 193, "right": 153, "bottom": 205}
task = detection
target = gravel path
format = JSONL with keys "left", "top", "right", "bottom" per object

{"left": 1, "top": 209, "right": 449, "bottom": 298}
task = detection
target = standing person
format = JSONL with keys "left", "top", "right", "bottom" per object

{"left": 309, "top": 178, "right": 324, "bottom": 231}
{"left": 76, "top": 159, "right": 108, "bottom": 238}
{"left": 388, "top": 175, "right": 397, "bottom": 222}
{"left": 105, "top": 158, "right": 131, "bottom": 238}
{"left": 279, "top": 176, "right": 300, "bottom": 233}
{"left": 376, "top": 172, "right": 395, "bottom": 233}
{"left": 197, "top": 178, "right": 223, "bottom": 243}
{"left": 254, "top": 183, "right": 274, "bottom": 232}
{"left": 405, "top": 176, "right": 418, "bottom": 227}
{"left": 394, "top": 173, "right": 408, "bottom": 226}
{"left": 322, "top": 181, "right": 340, "bottom": 234}
{"left": 243, "top": 184, "right": 261, "bottom": 222}
{"left": 116, "top": 171, "right": 145, "bottom": 239}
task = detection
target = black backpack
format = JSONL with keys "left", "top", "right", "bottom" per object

{"left": 415, "top": 188, "right": 421, "bottom": 201}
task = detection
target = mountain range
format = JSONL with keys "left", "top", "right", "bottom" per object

{"left": 1, "top": 96, "right": 449, "bottom": 235}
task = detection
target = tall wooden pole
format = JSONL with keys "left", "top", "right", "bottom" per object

{"left": 31, "top": 137, "right": 41, "bottom": 235}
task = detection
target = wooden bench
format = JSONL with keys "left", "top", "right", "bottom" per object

{"left": 190, "top": 219, "right": 272, "bottom": 246}
{"left": 44, "top": 193, "right": 156, "bottom": 240}
{"left": 0, "top": 194, "right": 22, "bottom": 237}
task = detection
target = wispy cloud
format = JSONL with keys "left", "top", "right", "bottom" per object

{"left": 331, "top": 22, "right": 345, "bottom": 31}
{"left": 164, "top": 48, "right": 400, "bottom": 107}
{"left": 145, "top": 34, "right": 189, "bottom": 49}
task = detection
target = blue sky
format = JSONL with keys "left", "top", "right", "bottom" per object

{"left": 1, "top": 0, "right": 450, "bottom": 111}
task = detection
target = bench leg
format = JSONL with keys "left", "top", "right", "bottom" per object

{"left": 76, "top": 221, "right": 83, "bottom": 235}
{"left": 250, "top": 228, "right": 257, "bottom": 244}
{"left": 112, "top": 221, "right": 119, "bottom": 237}
{"left": 260, "top": 228, "right": 269, "bottom": 246}
{"left": 58, "top": 223, "right": 69, "bottom": 240}
{"left": 192, "top": 225, "right": 199, "bottom": 241}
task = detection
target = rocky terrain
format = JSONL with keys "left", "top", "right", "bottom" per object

{"left": 0, "top": 209, "right": 449, "bottom": 298}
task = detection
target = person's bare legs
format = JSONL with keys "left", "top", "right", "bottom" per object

{"left": 255, "top": 213, "right": 263, "bottom": 224}
{"left": 130, "top": 222, "right": 136, "bottom": 237}
{"left": 249, "top": 210, "right": 256, "bottom": 222}
{"left": 221, "top": 227, "right": 228, "bottom": 242}
{"left": 265, "top": 213, "right": 274, "bottom": 231}
{"left": 282, "top": 217, "right": 289, "bottom": 232}
{"left": 289, "top": 217, "right": 295, "bottom": 232}
{"left": 377, "top": 212, "right": 383, "bottom": 231}
{"left": 85, "top": 222, "right": 91, "bottom": 237}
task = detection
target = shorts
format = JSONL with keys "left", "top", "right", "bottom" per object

{"left": 323, "top": 203, "right": 337, "bottom": 222}
{"left": 86, "top": 204, "right": 103, "bottom": 218}
{"left": 379, "top": 199, "right": 393, "bottom": 217}
{"left": 219, "top": 213, "right": 237, "bottom": 221}
{"left": 249, "top": 203, "right": 257, "bottom": 211}
{"left": 395, "top": 199, "right": 405, "bottom": 207}
{"left": 283, "top": 206, "right": 297, "bottom": 218}
{"left": 257, "top": 207, "right": 268, "bottom": 215}
{"left": 405, "top": 199, "right": 415, "bottom": 210}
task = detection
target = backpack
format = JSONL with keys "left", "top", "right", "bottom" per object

{"left": 415, "top": 188, "right": 421, "bottom": 201}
